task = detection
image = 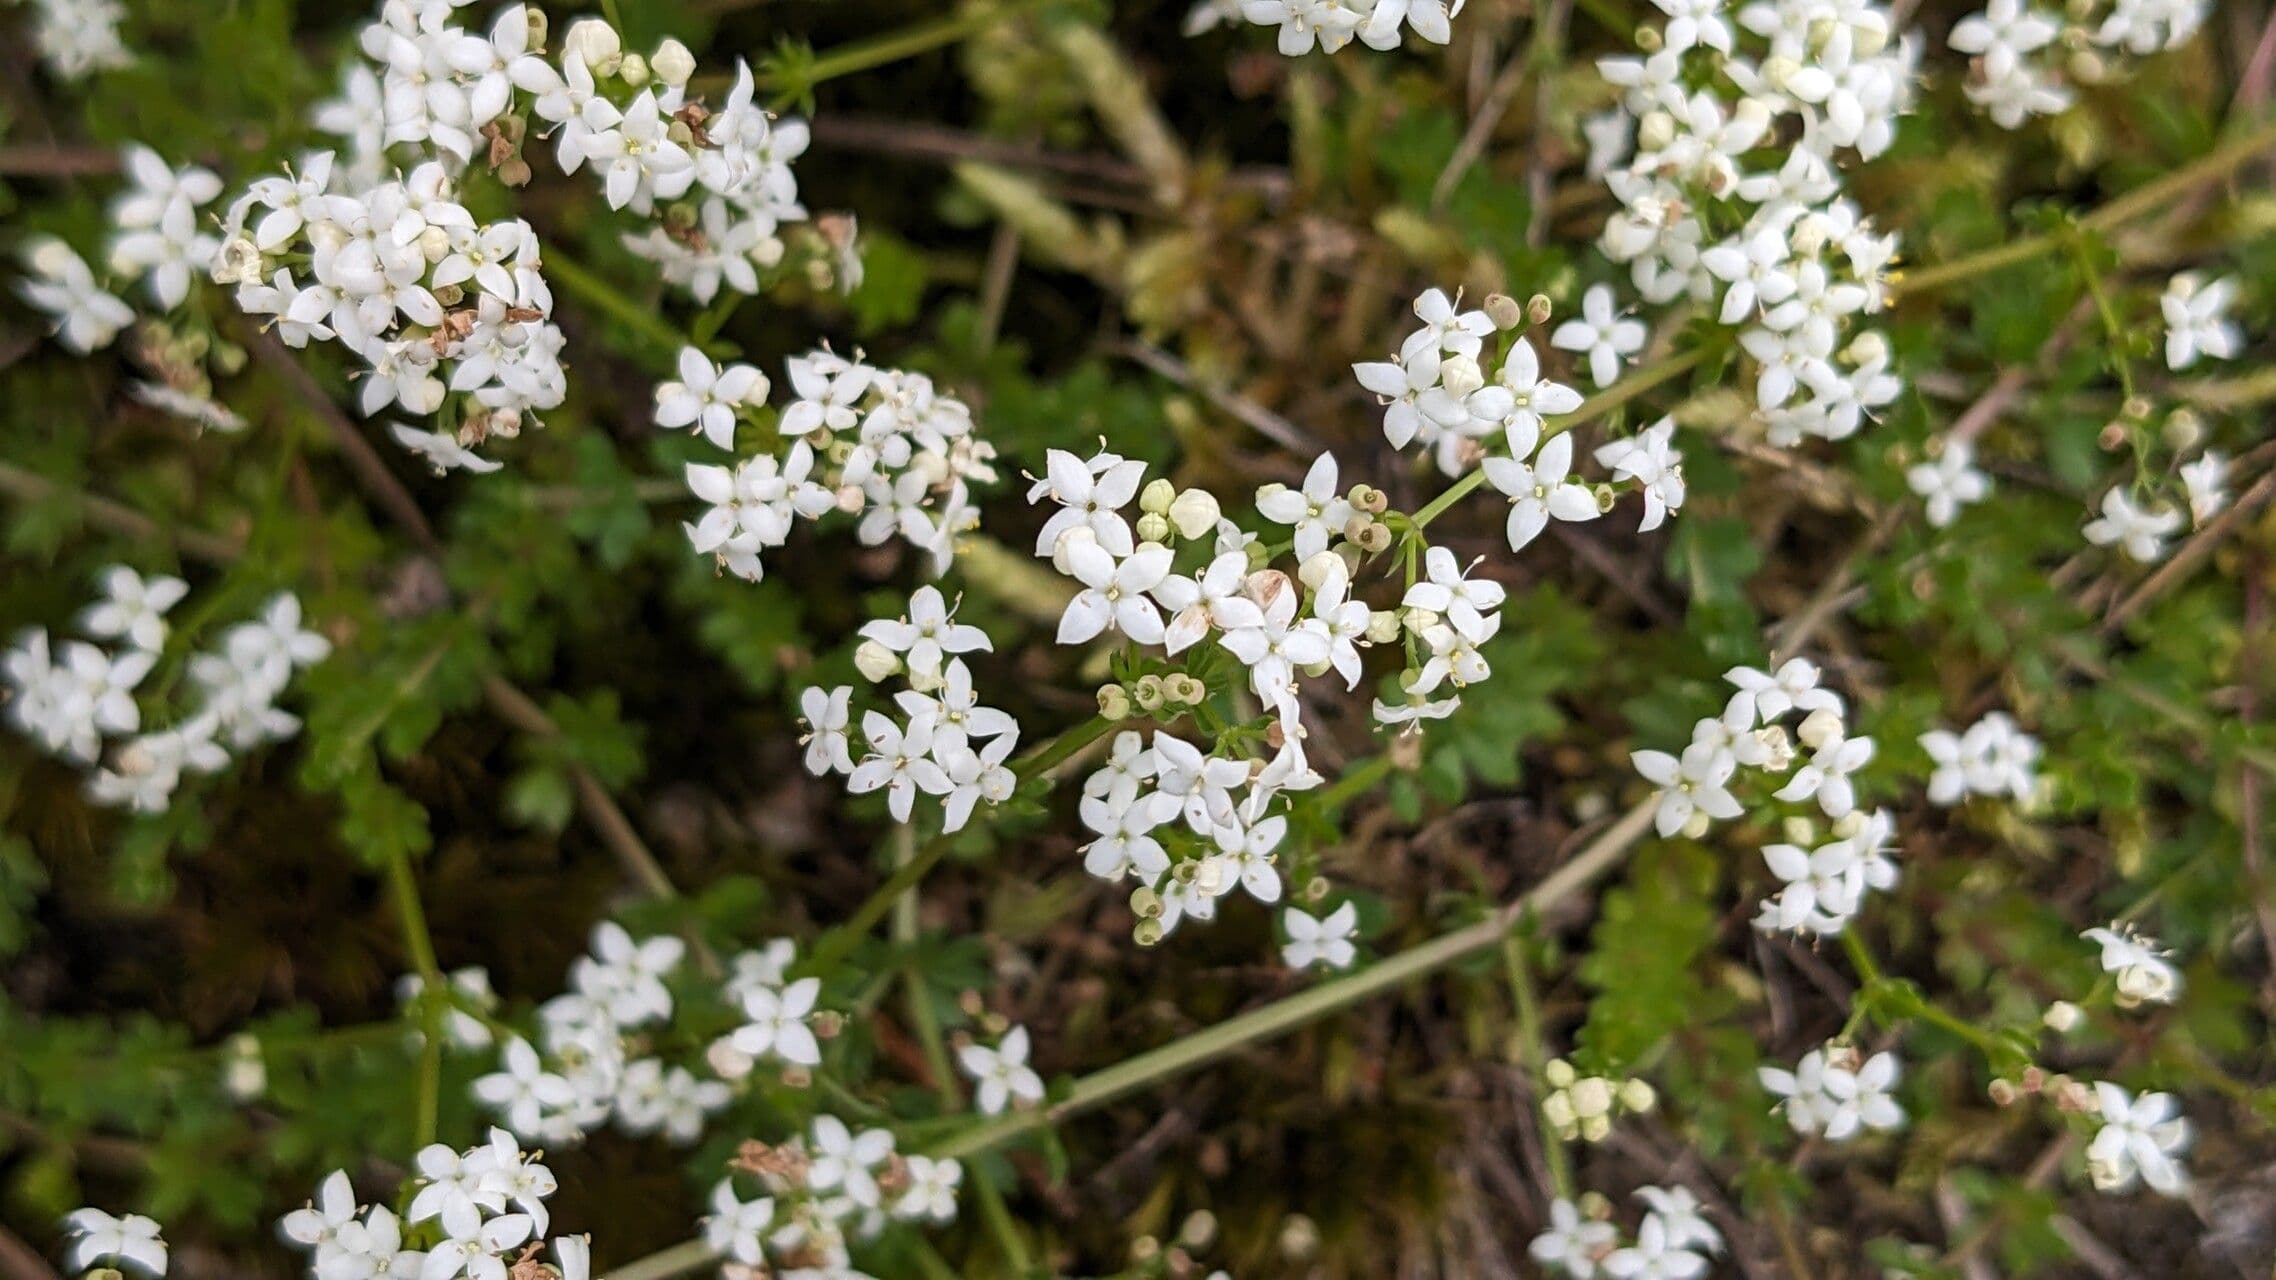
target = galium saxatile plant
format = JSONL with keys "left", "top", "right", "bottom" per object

{"left": 10, "top": 0, "right": 2269, "bottom": 1272}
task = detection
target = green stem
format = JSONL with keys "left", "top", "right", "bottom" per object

{"left": 543, "top": 249, "right": 693, "bottom": 357}
{"left": 1501, "top": 930, "right": 1573, "bottom": 1197}
{"left": 381, "top": 842, "right": 446, "bottom": 1144}
{"left": 918, "top": 799, "right": 1657, "bottom": 1161}
{"left": 969, "top": 1168, "right": 1036, "bottom": 1275}
{"left": 1899, "top": 118, "right": 2276, "bottom": 296}
{"left": 807, "top": 717, "right": 1126, "bottom": 971}
{"left": 778, "top": 6, "right": 1015, "bottom": 95}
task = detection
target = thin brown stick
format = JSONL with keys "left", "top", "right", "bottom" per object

{"left": 0, "top": 460, "right": 243, "bottom": 564}
{"left": 2101, "top": 465, "right": 2276, "bottom": 634}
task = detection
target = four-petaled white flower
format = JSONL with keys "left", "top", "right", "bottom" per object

{"left": 958, "top": 1025, "right": 1047, "bottom": 1114}
{"left": 2083, "top": 488, "right": 2183, "bottom": 563}
{"left": 1551, "top": 284, "right": 1648, "bottom": 388}
{"left": 2086, "top": 1083, "right": 2191, "bottom": 1195}
{"left": 2160, "top": 273, "right": 2240, "bottom": 371}
{"left": 1281, "top": 902, "right": 1358, "bottom": 970}
{"left": 2082, "top": 923, "right": 2181, "bottom": 1006}
{"left": 1594, "top": 418, "right": 1685, "bottom": 531}
{"left": 64, "top": 1208, "right": 168, "bottom": 1277}
{"left": 1906, "top": 439, "right": 1990, "bottom": 528}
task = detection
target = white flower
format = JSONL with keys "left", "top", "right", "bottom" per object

{"left": 1057, "top": 540, "right": 1173, "bottom": 645}
{"left": 1602, "top": 1214, "right": 1707, "bottom": 1280}
{"left": 703, "top": 1180, "right": 775, "bottom": 1266}
{"left": 472, "top": 1039, "right": 579, "bottom": 1139}
{"left": 18, "top": 239, "right": 134, "bottom": 353}
{"left": 729, "top": 975, "right": 823, "bottom": 1065}
{"left": 2179, "top": 451, "right": 2227, "bottom": 525}
{"left": 1032, "top": 448, "right": 1145, "bottom": 556}
{"left": 1725, "top": 658, "right": 1840, "bottom": 722}
{"left": 1256, "top": 454, "right": 1355, "bottom": 561}
{"left": 799, "top": 686, "right": 856, "bottom": 775}
{"left": 1281, "top": 902, "right": 1358, "bottom": 970}
{"left": 1759, "top": 1046, "right": 1903, "bottom": 1140}
{"left": 1551, "top": 285, "right": 1647, "bottom": 387}
{"left": 958, "top": 1025, "right": 1046, "bottom": 1114}
{"left": 895, "top": 1155, "right": 964, "bottom": 1223}
{"left": 391, "top": 423, "right": 503, "bottom": 475}
{"left": 2161, "top": 273, "right": 2240, "bottom": 371}
{"left": 80, "top": 566, "right": 187, "bottom": 653}
{"left": 63, "top": 1209, "right": 168, "bottom": 1277}
{"left": 1949, "top": 0, "right": 2061, "bottom": 80}
{"left": 1907, "top": 440, "right": 1990, "bottom": 528}
{"left": 1155, "top": 550, "right": 1266, "bottom": 655}
{"left": 655, "top": 347, "right": 767, "bottom": 449}
{"left": 807, "top": 1115, "right": 896, "bottom": 1208}
{"left": 1528, "top": 1197, "right": 1617, "bottom": 1277}
{"left": 1483, "top": 433, "right": 1598, "bottom": 550}
{"left": 1594, "top": 418, "right": 1685, "bottom": 531}
{"left": 1634, "top": 1186, "right": 1721, "bottom": 1256}
{"left": 1632, "top": 742, "right": 1743, "bottom": 837}
{"left": 2085, "top": 1083, "right": 2191, "bottom": 1195}
{"left": 2082, "top": 924, "right": 2181, "bottom": 1006}
{"left": 2083, "top": 488, "right": 2183, "bottom": 563}
{"left": 1775, "top": 730, "right": 1875, "bottom": 819}
{"left": 857, "top": 586, "right": 991, "bottom": 684}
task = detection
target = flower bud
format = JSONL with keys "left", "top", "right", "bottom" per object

{"left": 1544, "top": 1058, "right": 1576, "bottom": 1089}
{"left": 525, "top": 8, "right": 549, "bottom": 49}
{"left": 1988, "top": 1077, "right": 2020, "bottom": 1106}
{"left": 1167, "top": 488, "right": 1221, "bottom": 540}
{"left": 1365, "top": 609, "right": 1402, "bottom": 643}
{"left": 1572, "top": 1077, "right": 1613, "bottom": 1117}
{"left": 223, "top": 1033, "right": 267, "bottom": 1101}
{"left": 707, "top": 1037, "right": 756, "bottom": 1080}
{"left": 1051, "top": 523, "right": 1100, "bottom": 575}
{"left": 1579, "top": 1113, "right": 1612, "bottom": 1142}
{"left": 2042, "top": 1000, "right": 2083, "bottom": 1033}
{"left": 853, "top": 640, "right": 901, "bottom": 683}
{"left": 562, "top": 18, "right": 622, "bottom": 74}
{"left": 1179, "top": 1210, "right": 1219, "bottom": 1250}
{"left": 1619, "top": 1078, "right": 1656, "bottom": 1112}
{"left": 1297, "top": 550, "right": 1342, "bottom": 591}
{"left": 2162, "top": 407, "right": 2203, "bottom": 452}
{"left": 1440, "top": 353, "right": 1485, "bottom": 398}
{"left": 651, "top": 37, "right": 697, "bottom": 87}
{"left": 1542, "top": 1091, "right": 1576, "bottom": 1132}
{"left": 1638, "top": 110, "right": 1677, "bottom": 153}
{"left": 1527, "top": 293, "right": 1554, "bottom": 327}
{"left": 1797, "top": 707, "right": 1845, "bottom": 751}
{"left": 1140, "top": 477, "right": 1176, "bottom": 515}
{"left": 419, "top": 225, "right": 452, "bottom": 263}
{"left": 1136, "top": 512, "right": 1172, "bottom": 544}
{"left": 1680, "top": 809, "right": 1712, "bottom": 840}
{"left": 619, "top": 51, "right": 651, "bottom": 87}
{"left": 1484, "top": 292, "right": 1524, "bottom": 330}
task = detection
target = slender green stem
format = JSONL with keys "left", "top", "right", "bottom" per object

{"left": 918, "top": 799, "right": 1658, "bottom": 1161}
{"left": 894, "top": 825, "right": 965, "bottom": 1108}
{"left": 807, "top": 717, "right": 1125, "bottom": 970}
{"left": 969, "top": 1168, "right": 1036, "bottom": 1275}
{"left": 1501, "top": 930, "right": 1573, "bottom": 1197}
{"left": 784, "top": 7, "right": 1019, "bottom": 93}
{"left": 543, "top": 249, "right": 693, "bottom": 357}
{"left": 381, "top": 843, "right": 446, "bottom": 1144}
{"left": 1899, "top": 118, "right": 2276, "bottom": 296}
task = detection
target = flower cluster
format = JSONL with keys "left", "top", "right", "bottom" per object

{"left": 1528, "top": 1186, "right": 1723, "bottom": 1280}
{"left": 314, "top": 3, "right": 820, "bottom": 301}
{"left": 1759, "top": 1041, "right": 1906, "bottom": 1141}
{"left": 214, "top": 152, "right": 566, "bottom": 471}
{"left": 1919, "top": 711, "right": 2039, "bottom": 806}
{"left": 1354, "top": 288, "right": 1586, "bottom": 478}
{"left": 15, "top": 140, "right": 225, "bottom": 370}
{"left": 1633, "top": 656, "right": 1875, "bottom": 838}
{"left": 1541, "top": 1058, "right": 1659, "bottom": 1144}
{"left": 681, "top": 349, "right": 996, "bottom": 582}
{"left": 797, "top": 586, "right": 1021, "bottom": 831}
{"left": 466, "top": 921, "right": 731, "bottom": 1146}
{"left": 1192, "top": 0, "right": 1460, "bottom": 57}
{"left": 280, "top": 1133, "right": 589, "bottom": 1280}
{"left": 3, "top": 573, "right": 326, "bottom": 815}
{"left": 23, "top": 0, "right": 130, "bottom": 81}
{"left": 704, "top": 1117, "right": 963, "bottom": 1274}
{"left": 1950, "top": 0, "right": 2209, "bottom": 131}
{"left": 1592, "top": 0, "right": 1912, "bottom": 447}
